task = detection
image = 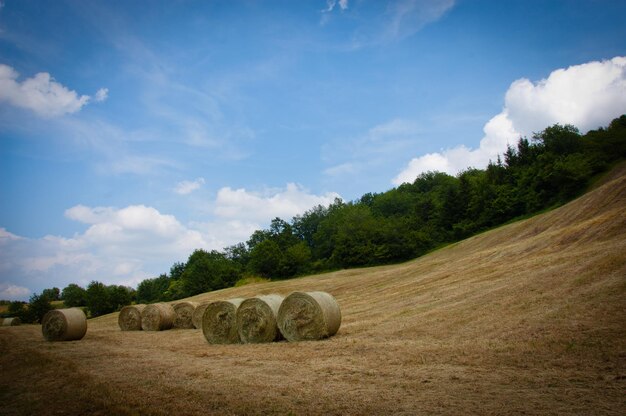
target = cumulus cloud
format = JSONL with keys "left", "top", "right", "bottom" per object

{"left": 0, "top": 64, "right": 107, "bottom": 117}
{"left": 174, "top": 177, "right": 205, "bottom": 195}
{"left": 214, "top": 183, "right": 341, "bottom": 223}
{"left": 393, "top": 56, "right": 626, "bottom": 184}
{"left": 0, "top": 205, "right": 213, "bottom": 299}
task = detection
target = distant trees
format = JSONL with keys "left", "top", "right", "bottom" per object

{"left": 61, "top": 284, "right": 87, "bottom": 307}
{"left": 85, "top": 281, "right": 135, "bottom": 318}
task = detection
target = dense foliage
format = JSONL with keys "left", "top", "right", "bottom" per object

{"left": 6, "top": 116, "right": 624, "bottom": 313}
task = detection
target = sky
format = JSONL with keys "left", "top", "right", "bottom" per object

{"left": 1, "top": 0, "right": 625, "bottom": 300}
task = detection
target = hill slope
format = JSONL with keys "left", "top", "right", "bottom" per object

{"left": 1, "top": 165, "right": 625, "bottom": 415}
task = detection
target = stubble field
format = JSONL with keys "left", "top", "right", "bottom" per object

{"left": 1, "top": 166, "right": 625, "bottom": 415}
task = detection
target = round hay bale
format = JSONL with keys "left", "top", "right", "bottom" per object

{"left": 118, "top": 305, "right": 145, "bottom": 331}
{"left": 173, "top": 301, "right": 199, "bottom": 329}
{"left": 192, "top": 302, "right": 210, "bottom": 329}
{"left": 141, "top": 303, "right": 175, "bottom": 331}
{"left": 2, "top": 317, "right": 21, "bottom": 326}
{"left": 202, "top": 298, "right": 244, "bottom": 344}
{"left": 41, "top": 308, "right": 87, "bottom": 342}
{"left": 236, "top": 294, "right": 284, "bottom": 343}
{"left": 277, "top": 291, "right": 341, "bottom": 342}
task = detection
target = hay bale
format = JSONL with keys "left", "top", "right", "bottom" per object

{"left": 192, "top": 302, "right": 210, "bottom": 329}
{"left": 202, "top": 298, "right": 244, "bottom": 344}
{"left": 236, "top": 294, "right": 284, "bottom": 343}
{"left": 41, "top": 308, "right": 87, "bottom": 342}
{"left": 118, "top": 305, "right": 145, "bottom": 331}
{"left": 2, "top": 317, "right": 21, "bottom": 326}
{"left": 277, "top": 291, "right": 341, "bottom": 342}
{"left": 141, "top": 303, "right": 175, "bottom": 331}
{"left": 173, "top": 301, "right": 198, "bottom": 329}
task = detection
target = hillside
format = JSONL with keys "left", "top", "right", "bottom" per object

{"left": 1, "top": 165, "right": 625, "bottom": 415}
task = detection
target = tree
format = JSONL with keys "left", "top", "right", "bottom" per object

{"left": 107, "top": 285, "right": 134, "bottom": 311}
{"left": 533, "top": 124, "right": 582, "bottom": 155}
{"left": 42, "top": 287, "right": 61, "bottom": 301}
{"left": 136, "top": 274, "right": 170, "bottom": 303}
{"left": 86, "top": 281, "right": 112, "bottom": 317}
{"left": 22, "top": 292, "right": 53, "bottom": 323}
{"left": 248, "top": 240, "right": 283, "bottom": 278}
{"left": 7, "top": 301, "right": 26, "bottom": 317}
{"left": 169, "top": 262, "right": 185, "bottom": 280}
{"left": 61, "top": 283, "right": 87, "bottom": 307}
{"left": 180, "top": 249, "right": 242, "bottom": 296}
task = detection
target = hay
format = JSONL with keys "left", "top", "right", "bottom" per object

{"left": 202, "top": 298, "right": 244, "bottom": 344}
{"left": 2, "top": 317, "right": 21, "bottom": 326}
{"left": 41, "top": 308, "right": 87, "bottom": 342}
{"left": 173, "top": 301, "right": 199, "bottom": 329}
{"left": 236, "top": 294, "right": 284, "bottom": 343}
{"left": 141, "top": 303, "right": 175, "bottom": 331}
{"left": 118, "top": 305, "right": 145, "bottom": 331}
{"left": 192, "top": 302, "right": 210, "bottom": 329}
{"left": 277, "top": 291, "right": 341, "bottom": 342}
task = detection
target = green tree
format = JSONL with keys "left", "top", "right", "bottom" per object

{"left": 22, "top": 292, "right": 53, "bottom": 323}
{"left": 136, "top": 274, "right": 170, "bottom": 303}
{"left": 42, "top": 287, "right": 61, "bottom": 301}
{"left": 7, "top": 301, "right": 26, "bottom": 317}
{"left": 248, "top": 240, "right": 283, "bottom": 278}
{"left": 86, "top": 281, "right": 112, "bottom": 317}
{"left": 169, "top": 262, "right": 185, "bottom": 280}
{"left": 61, "top": 283, "right": 87, "bottom": 307}
{"left": 180, "top": 249, "right": 242, "bottom": 296}
{"left": 107, "top": 285, "right": 134, "bottom": 311}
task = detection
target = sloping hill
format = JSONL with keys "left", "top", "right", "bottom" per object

{"left": 1, "top": 165, "right": 625, "bottom": 415}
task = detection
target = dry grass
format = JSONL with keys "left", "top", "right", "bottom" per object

{"left": 1, "top": 167, "right": 625, "bottom": 414}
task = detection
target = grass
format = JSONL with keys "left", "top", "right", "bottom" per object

{"left": 1, "top": 166, "right": 625, "bottom": 415}
{"left": 234, "top": 275, "right": 271, "bottom": 287}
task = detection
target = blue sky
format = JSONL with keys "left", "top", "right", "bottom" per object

{"left": 1, "top": 0, "right": 625, "bottom": 300}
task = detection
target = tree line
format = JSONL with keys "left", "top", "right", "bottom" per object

{"left": 4, "top": 115, "right": 625, "bottom": 319}
{"left": 3, "top": 282, "right": 135, "bottom": 323}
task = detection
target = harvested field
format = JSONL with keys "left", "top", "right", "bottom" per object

{"left": 1, "top": 165, "right": 625, "bottom": 415}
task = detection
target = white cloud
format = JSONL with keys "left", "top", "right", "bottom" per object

{"left": 95, "top": 87, "right": 108, "bottom": 102}
{"left": 393, "top": 56, "right": 626, "bottom": 184}
{"left": 174, "top": 177, "right": 205, "bottom": 195}
{"left": 0, "top": 186, "right": 342, "bottom": 299}
{"left": 214, "top": 183, "right": 341, "bottom": 223}
{"left": 0, "top": 283, "right": 31, "bottom": 300}
{"left": 0, "top": 64, "right": 91, "bottom": 117}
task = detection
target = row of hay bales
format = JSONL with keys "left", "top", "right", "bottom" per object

{"left": 118, "top": 291, "right": 341, "bottom": 344}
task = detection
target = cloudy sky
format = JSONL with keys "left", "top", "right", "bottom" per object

{"left": 1, "top": 0, "right": 625, "bottom": 300}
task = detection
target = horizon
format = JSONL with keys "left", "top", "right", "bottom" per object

{"left": 1, "top": 0, "right": 626, "bottom": 300}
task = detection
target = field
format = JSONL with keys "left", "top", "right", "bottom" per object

{"left": 1, "top": 165, "right": 625, "bottom": 415}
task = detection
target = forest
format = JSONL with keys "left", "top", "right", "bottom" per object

{"left": 5, "top": 115, "right": 626, "bottom": 319}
